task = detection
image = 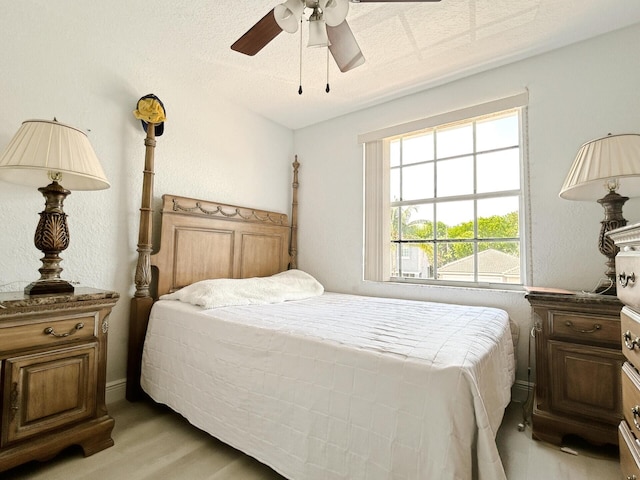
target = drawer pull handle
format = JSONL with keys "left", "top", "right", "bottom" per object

{"left": 564, "top": 320, "right": 601, "bottom": 334}
{"left": 632, "top": 406, "right": 640, "bottom": 431}
{"left": 43, "top": 322, "right": 84, "bottom": 338}
{"left": 619, "top": 272, "right": 636, "bottom": 288}
{"left": 624, "top": 330, "right": 640, "bottom": 350}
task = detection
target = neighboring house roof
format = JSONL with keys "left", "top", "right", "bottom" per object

{"left": 438, "top": 249, "right": 520, "bottom": 275}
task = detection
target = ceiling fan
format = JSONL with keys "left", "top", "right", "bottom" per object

{"left": 231, "top": 0, "right": 442, "bottom": 74}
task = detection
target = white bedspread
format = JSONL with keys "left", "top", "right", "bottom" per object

{"left": 141, "top": 292, "right": 516, "bottom": 480}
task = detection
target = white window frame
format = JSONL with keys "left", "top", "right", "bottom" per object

{"left": 361, "top": 92, "right": 531, "bottom": 290}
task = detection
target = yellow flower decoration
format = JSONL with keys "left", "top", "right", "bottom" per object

{"left": 133, "top": 97, "right": 166, "bottom": 124}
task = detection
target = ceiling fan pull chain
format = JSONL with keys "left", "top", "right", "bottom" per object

{"left": 298, "top": 16, "right": 303, "bottom": 95}
{"left": 326, "top": 46, "right": 330, "bottom": 93}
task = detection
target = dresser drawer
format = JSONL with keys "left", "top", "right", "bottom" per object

{"left": 622, "top": 307, "right": 640, "bottom": 366}
{"left": 617, "top": 252, "right": 640, "bottom": 309}
{"left": 623, "top": 362, "right": 640, "bottom": 436}
{"left": 0, "top": 313, "right": 97, "bottom": 352}
{"left": 548, "top": 309, "right": 620, "bottom": 346}
{"left": 621, "top": 420, "right": 640, "bottom": 480}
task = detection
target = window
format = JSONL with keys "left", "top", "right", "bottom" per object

{"left": 362, "top": 93, "right": 528, "bottom": 289}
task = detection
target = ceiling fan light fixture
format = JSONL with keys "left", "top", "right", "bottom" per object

{"left": 274, "top": 0, "right": 305, "bottom": 34}
{"left": 322, "top": 0, "right": 349, "bottom": 27}
{"left": 307, "top": 14, "right": 329, "bottom": 47}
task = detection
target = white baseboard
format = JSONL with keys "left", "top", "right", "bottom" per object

{"left": 511, "top": 379, "right": 534, "bottom": 403}
{"left": 106, "top": 378, "right": 127, "bottom": 405}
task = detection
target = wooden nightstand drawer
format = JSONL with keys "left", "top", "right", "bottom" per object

{"left": 0, "top": 314, "right": 96, "bottom": 352}
{"left": 549, "top": 310, "right": 620, "bottom": 346}
{"left": 620, "top": 421, "right": 640, "bottom": 480}
{"left": 549, "top": 340, "right": 622, "bottom": 424}
{"left": 2, "top": 343, "right": 98, "bottom": 445}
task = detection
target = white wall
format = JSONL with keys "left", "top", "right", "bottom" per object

{"left": 293, "top": 24, "right": 640, "bottom": 385}
{"left": 0, "top": 5, "right": 294, "bottom": 394}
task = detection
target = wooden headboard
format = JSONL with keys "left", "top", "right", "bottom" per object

{"left": 127, "top": 121, "right": 300, "bottom": 400}
{"left": 152, "top": 195, "right": 292, "bottom": 296}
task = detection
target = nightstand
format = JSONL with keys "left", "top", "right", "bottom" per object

{"left": 0, "top": 288, "right": 119, "bottom": 472}
{"left": 526, "top": 291, "right": 623, "bottom": 446}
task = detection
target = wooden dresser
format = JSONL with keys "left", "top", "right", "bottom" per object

{"left": 526, "top": 291, "right": 623, "bottom": 446}
{"left": 610, "top": 223, "right": 640, "bottom": 479}
{"left": 0, "top": 288, "right": 118, "bottom": 472}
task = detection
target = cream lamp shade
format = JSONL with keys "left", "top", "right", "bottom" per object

{"left": 0, "top": 119, "right": 109, "bottom": 190}
{"left": 559, "top": 133, "right": 640, "bottom": 200}
{"left": 307, "top": 14, "right": 329, "bottom": 47}
{"left": 0, "top": 119, "right": 109, "bottom": 295}
{"left": 274, "top": 0, "right": 304, "bottom": 34}
{"left": 559, "top": 133, "right": 640, "bottom": 295}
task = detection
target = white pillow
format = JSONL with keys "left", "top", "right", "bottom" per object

{"left": 160, "top": 269, "right": 324, "bottom": 309}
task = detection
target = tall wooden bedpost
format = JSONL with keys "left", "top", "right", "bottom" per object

{"left": 290, "top": 156, "right": 299, "bottom": 270}
{"left": 128, "top": 95, "right": 165, "bottom": 401}
{"left": 127, "top": 123, "right": 155, "bottom": 401}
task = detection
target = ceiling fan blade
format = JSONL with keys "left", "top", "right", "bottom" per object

{"left": 327, "top": 21, "right": 366, "bottom": 73}
{"left": 231, "top": 8, "right": 283, "bottom": 56}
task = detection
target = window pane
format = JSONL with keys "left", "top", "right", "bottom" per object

{"left": 403, "top": 132, "right": 434, "bottom": 165}
{"left": 390, "top": 168, "right": 400, "bottom": 201}
{"left": 436, "top": 124, "right": 473, "bottom": 158}
{"left": 402, "top": 204, "right": 434, "bottom": 240}
{"left": 436, "top": 242, "right": 475, "bottom": 282}
{"left": 390, "top": 207, "right": 400, "bottom": 241}
{"left": 436, "top": 200, "right": 474, "bottom": 238}
{"left": 437, "top": 156, "right": 474, "bottom": 197}
{"left": 477, "top": 149, "right": 520, "bottom": 193}
{"left": 400, "top": 243, "right": 434, "bottom": 279}
{"left": 477, "top": 197, "right": 519, "bottom": 238}
{"left": 402, "top": 163, "right": 434, "bottom": 201}
{"left": 390, "top": 139, "right": 400, "bottom": 167}
{"left": 478, "top": 241, "right": 520, "bottom": 284}
{"left": 390, "top": 243, "right": 399, "bottom": 277}
{"left": 476, "top": 112, "right": 519, "bottom": 152}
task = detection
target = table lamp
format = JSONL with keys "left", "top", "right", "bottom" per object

{"left": 559, "top": 133, "right": 640, "bottom": 294}
{"left": 0, "top": 119, "right": 110, "bottom": 295}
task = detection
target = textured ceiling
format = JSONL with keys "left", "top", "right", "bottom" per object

{"left": 17, "top": 1, "right": 640, "bottom": 130}
{"left": 210, "top": 0, "right": 640, "bottom": 128}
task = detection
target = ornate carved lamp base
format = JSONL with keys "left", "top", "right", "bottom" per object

{"left": 596, "top": 190, "right": 628, "bottom": 295}
{"left": 25, "top": 181, "right": 74, "bottom": 296}
{"left": 25, "top": 278, "right": 74, "bottom": 296}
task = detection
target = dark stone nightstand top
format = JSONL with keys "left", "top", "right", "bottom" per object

{"left": 0, "top": 288, "right": 119, "bottom": 314}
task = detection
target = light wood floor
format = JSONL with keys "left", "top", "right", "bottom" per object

{"left": 1, "top": 400, "right": 620, "bottom": 479}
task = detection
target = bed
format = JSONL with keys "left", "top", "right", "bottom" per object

{"left": 127, "top": 138, "right": 516, "bottom": 479}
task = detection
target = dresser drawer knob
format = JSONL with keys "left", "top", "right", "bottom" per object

{"left": 624, "top": 330, "right": 640, "bottom": 350}
{"left": 619, "top": 272, "right": 636, "bottom": 288}
{"left": 564, "top": 320, "right": 601, "bottom": 334}
{"left": 632, "top": 405, "right": 640, "bottom": 431}
{"left": 43, "top": 322, "right": 84, "bottom": 338}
